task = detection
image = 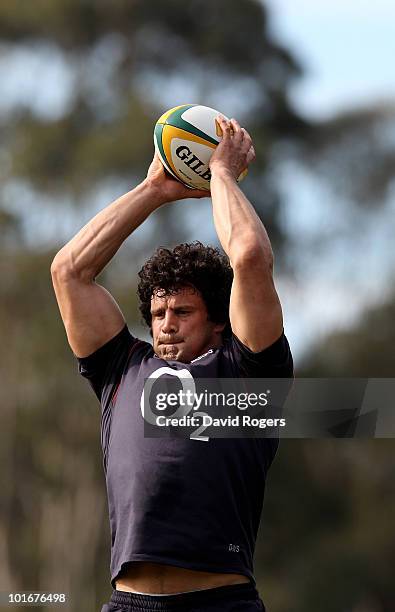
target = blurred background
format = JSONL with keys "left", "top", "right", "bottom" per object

{"left": 1, "top": 1, "right": 395, "bottom": 610}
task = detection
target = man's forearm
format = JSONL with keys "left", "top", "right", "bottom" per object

{"left": 52, "top": 179, "right": 163, "bottom": 281}
{"left": 210, "top": 169, "right": 274, "bottom": 269}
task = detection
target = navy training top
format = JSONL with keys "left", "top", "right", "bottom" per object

{"left": 77, "top": 326, "right": 293, "bottom": 588}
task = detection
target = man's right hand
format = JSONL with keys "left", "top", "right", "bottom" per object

{"left": 51, "top": 154, "right": 208, "bottom": 359}
{"left": 145, "top": 153, "right": 209, "bottom": 204}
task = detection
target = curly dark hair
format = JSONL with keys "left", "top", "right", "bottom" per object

{"left": 137, "top": 242, "right": 233, "bottom": 337}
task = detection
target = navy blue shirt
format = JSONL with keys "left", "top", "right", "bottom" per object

{"left": 77, "top": 327, "right": 293, "bottom": 587}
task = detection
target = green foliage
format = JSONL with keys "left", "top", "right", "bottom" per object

{"left": 258, "top": 440, "right": 395, "bottom": 612}
{"left": 0, "top": 0, "right": 306, "bottom": 264}
{"left": 0, "top": 248, "right": 141, "bottom": 608}
{"left": 10, "top": 97, "right": 155, "bottom": 195}
{"left": 300, "top": 295, "right": 395, "bottom": 376}
{"left": 0, "top": 0, "right": 141, "bottom": 47}
{"left": 301, "top": 104, "right": 395, "bottom": 207}
{"left": 1, "top": 2, "right": 395, "bottom": 610}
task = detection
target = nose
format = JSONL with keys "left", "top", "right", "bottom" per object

{"left": 161, "top": 310, "right": 178, "bottom": 334}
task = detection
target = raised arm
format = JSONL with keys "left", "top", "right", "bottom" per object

{"left": 51, "top": 155, "right": 208, "bottom": 357}
{"left": 209, "top": 116, "right": 283, "bottom": 352}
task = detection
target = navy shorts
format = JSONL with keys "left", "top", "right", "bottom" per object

{"left": 100, "top": 582, "right": 265, "bottom": 611}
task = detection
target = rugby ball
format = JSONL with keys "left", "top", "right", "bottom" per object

{"left": 154, "top": 104, "right": 247, "bottom": 191}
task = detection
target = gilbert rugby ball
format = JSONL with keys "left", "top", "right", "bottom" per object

{"left": 153, "top": 104, "right": 247, "bottom": 191}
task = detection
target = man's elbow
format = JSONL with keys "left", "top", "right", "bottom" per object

{"left": 231, "top": 242, "right": 274, "bottom": 272}
{"left": 50, "top": 250, "right": 88, "bottom": 283}
{"left": 51, "top": 249, "right": 71, "bottom": 277}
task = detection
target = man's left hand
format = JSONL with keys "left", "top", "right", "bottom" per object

{"left": 209, "top": 116, "right": 256, "bottom": 180}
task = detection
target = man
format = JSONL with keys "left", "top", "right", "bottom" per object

{"left": 51, "top": 116, "right": 293, "bottom": 611}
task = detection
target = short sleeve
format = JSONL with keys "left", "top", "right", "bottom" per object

{"left": 231, "top": 330, "right": 293, "bottom": 378}
{"left": 230, "top": 332, "right": 293, "bottom": 467}
{"left": 77, "top": 325, "right": 135, "bottom": 403}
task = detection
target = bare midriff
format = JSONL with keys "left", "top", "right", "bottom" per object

{"left": 115, "top": 562, "right": 250, "bottom": 594}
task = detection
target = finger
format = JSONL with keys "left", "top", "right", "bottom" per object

{"left": 190, "top": 188, "right": 210, "bottom": 198}
{"left": 241, "top": 127, "right": 252, "bottom": 140}
{"left": 246, "top": 145, "right": 256, "bottom": 165}
{"left": 230, "top": 118, "right": 242, "bottom": 134}
{"left": 240, "top": 133, "right": 252, "bottom": 154}
{"left": 230, "top": 119, "right": 245, "bottom": 143}
{"left": 242, "top": 134, "right": 254, "bottom": 156}
{"left": 216, "top": 114, "right": 232, "bottom": 139}
{"left": 176, "top": 183, "right": 210, "bottom": 199}
{"left": 241, "top": 129, "right": 254, "bottom": 151}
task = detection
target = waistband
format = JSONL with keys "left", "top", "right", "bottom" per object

{"left": 110, "top": 582, "right": 259, "bottom": 609}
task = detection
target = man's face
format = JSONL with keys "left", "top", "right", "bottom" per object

{"left": 151, "top": 286, "right": 225, "bottom": 362}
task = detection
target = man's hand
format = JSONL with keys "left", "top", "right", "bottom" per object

{"left": 209, "top": 116, "right": 283, "bottom": 352}
{"left": 209, "top": 116, "right": 256, "bottom": 180}
{"left": 146, "top": 153, "right": 209, "bottom": 204}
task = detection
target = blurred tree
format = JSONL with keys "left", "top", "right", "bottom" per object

{"left": 0, "top": 15, "right": 306, "bottom": 605}
{"left": 258, "top": 438, "right": 395, "bottom": 612}
{"left": 0, "top": 0, "right": 308, "bottom": 260}
{"left": 1, "top": 1, "right": 395, "bottom": 611}
{"left": 301, "top": 104, "right": 395, "bottom": 208}
{"left": 299, "top": 293, "right": 395, "bottom": 377}
{"left": 253, "top": 297, "right": 395, "bottom": 611}
{"left": 0, "top": 245, "right": 139, "bottom": 609}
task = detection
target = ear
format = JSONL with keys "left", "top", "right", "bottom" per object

{"left": 213, "top": 322, "right": 227, "bottom": 334}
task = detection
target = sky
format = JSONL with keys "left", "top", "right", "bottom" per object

{"left": 266, "top": 0, "right": 395, "bottom": 120}
{"left": 2, "top": 1, "right": 395, "bottom": 359}
{"left": 3, "top": 1, "right": 395, "bottom": 121}
{"left": 260, "top": 0, "right": 395, "bottom": 357}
